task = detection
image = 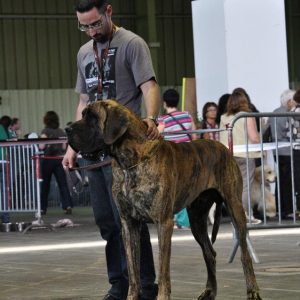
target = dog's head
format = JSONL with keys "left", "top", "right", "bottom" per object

{"left": 66, "top": 100, "right": 130, "bottom": 158}
{"left": 254, "top": 165, "right": 276, "bottom": 184}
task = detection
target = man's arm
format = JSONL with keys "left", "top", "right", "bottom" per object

{"left": 75, "top": 93, "right": 89, "bottom": 121}
{"left": 62, "top": 93, "right": 89, "bottom": 169}
{"left": 140, "top": 79, "right": 161, "bottom": 140}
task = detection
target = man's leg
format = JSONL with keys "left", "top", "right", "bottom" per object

{"left": 276, "top": 155, "right": 293, "bottom": 217}
{"left": 293, "top": 150, "right": 300, "bottom": 212}
{"left": 87, "top": 164, "right": 128, "bottom": 299}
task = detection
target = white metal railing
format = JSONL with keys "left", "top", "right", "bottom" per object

{"left": 0, "top": 138, "right": 68, "bottom": 231}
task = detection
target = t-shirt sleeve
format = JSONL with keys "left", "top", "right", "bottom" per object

{"left": 126, "top": 36, "right": 156, "bottom": 88}
{"left": 75, "top": 51, "right": 87, "bottom": 94}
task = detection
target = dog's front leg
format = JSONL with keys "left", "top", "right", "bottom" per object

{"left": 120, "top": 217, "right": 141, "bottom": 300}
{"left": 157, "top": 217, "right": 174, "bottom": 300}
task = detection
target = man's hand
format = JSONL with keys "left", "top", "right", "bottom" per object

{"left": 143, "top": 118, "right": 161, "bottom": 140}
{"left": 62, "top": 146, "right": 78, "bottom": 169}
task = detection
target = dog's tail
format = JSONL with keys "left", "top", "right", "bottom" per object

{"left": 211, "top": 203, "right": 222, "bottom": 244}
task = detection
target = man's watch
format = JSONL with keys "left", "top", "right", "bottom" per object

{"left": 147, "top": 116, "right": 158, "bottom": 126}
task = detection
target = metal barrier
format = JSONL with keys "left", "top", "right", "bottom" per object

{"left": 227, "top": 111, "right": 300, "bottom": 225}
{"left": 224, "top": 111, "right": 300, "bottom": 262}
{"left": 0, "top": 138, "right": 69, "bottom": 232}
{"left": 0, "top": 141, "right": 40, "bottom": 214}
{"left": 163, "top": 111, "right": 300, "bottom": 262}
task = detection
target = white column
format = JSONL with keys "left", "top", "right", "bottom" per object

{"left": 192, "top": 0, "right": 289, "bottom": 113}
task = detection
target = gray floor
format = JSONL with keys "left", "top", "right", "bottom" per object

{"left": 1, "top": 207, "right": 300, "bottom": 300}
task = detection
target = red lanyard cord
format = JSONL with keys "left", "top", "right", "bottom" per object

{"left": 92, "top": 24, "right": 116, "bottom": 100}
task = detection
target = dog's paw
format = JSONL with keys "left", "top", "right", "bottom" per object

{"left": 247, "top": 291, "right": 262, "bottom": 300}
{"left": 198, "top": 289, "right": 215, "bottom": 300}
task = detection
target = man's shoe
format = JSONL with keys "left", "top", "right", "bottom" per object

{"left": 102, "top": 294, "right": 119, "bottom": 300}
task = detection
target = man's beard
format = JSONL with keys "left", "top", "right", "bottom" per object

{"left": 92, "top": 33, "right": 109, "bottom": 43}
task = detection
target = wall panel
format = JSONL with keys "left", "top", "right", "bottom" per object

{"left": 25, "top": 20, "right": 39, "bottom": 88}
{"left": 0, "top": 89, "right": 78, "bottom": 136}
{"left": 156, "top": 0, "right": 194, "bottom": 86}
{"left": 15, "top": 19, "right": 28, "bottom": 88}
{"left": 0, "top": 0, "right": 194, "bottom": 120}
{"left": 0, "top": 0, "right": 194, "bottom": 89}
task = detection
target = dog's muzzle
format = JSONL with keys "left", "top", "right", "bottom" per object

{"left": 65, "top": 124, "right": 108, "bottom": 161}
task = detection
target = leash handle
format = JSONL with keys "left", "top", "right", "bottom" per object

{"left": 65, "top": 168, "right": 83, "bottom": 194}
{"left": 65, "top": 158, "right": 112, "bottom": 194}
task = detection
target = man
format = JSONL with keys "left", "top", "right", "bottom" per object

{"left": 266, "top": 89, "right": 297, "bottom": 219}
{"left": 62, "top": 1, "right": 160, "bottom": 300}
{"left": 287, "top": 88, "right": 300, "bottom": 217}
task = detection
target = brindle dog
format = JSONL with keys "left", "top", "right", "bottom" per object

{"left": 66, "top": 100, "right": 262, "bottom": 300}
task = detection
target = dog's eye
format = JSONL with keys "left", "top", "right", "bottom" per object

{"left": 82, "top": 108, "right": 99, "bottom": 123}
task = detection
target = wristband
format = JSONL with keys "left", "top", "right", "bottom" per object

{"left": 146, "top": 116, "right": 158, "bottom": 126}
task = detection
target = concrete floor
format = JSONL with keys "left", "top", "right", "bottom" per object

{"left": 0, "top": 207, "right": 300, "bottom": 300}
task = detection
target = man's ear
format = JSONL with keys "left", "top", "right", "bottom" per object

{"left": 103, "top": 105, "right": 129, "bottom": 145}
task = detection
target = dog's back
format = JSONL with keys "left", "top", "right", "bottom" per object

{"left": 151, "top": 139, "right": 241, "bottom": 211}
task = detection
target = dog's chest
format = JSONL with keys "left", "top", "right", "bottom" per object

{"left": 112, "top": 167, "right": 160, "bottom": 222}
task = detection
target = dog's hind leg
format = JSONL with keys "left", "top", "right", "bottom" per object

{"left": 156, "top": 217, "right": 174, "bottom": 300}
{"left": 120, "top": 217, "right": 141, "bottom": 300}
{"left": 187, "top": 193, "right": 217, "bottom": 300}
{"left": 225, "top": 198, "right": 262, "bottom": 300}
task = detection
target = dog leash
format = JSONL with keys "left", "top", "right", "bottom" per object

{"left": 66, "top": 142, "right": 159, "bottom": 195}
{"left": 65, "top": 158, "right": 112, "bottom": 194}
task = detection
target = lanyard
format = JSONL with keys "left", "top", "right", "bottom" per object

{"left": 92, "top": 24, "right": 116, "bottom": 100}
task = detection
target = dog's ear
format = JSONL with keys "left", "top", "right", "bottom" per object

{"left": 102, "top": 103, "right": 129, "bottom": 145}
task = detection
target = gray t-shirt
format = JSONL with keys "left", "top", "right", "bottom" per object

{"left": 75, "top": 27, "right": 156, "bottom": 116}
